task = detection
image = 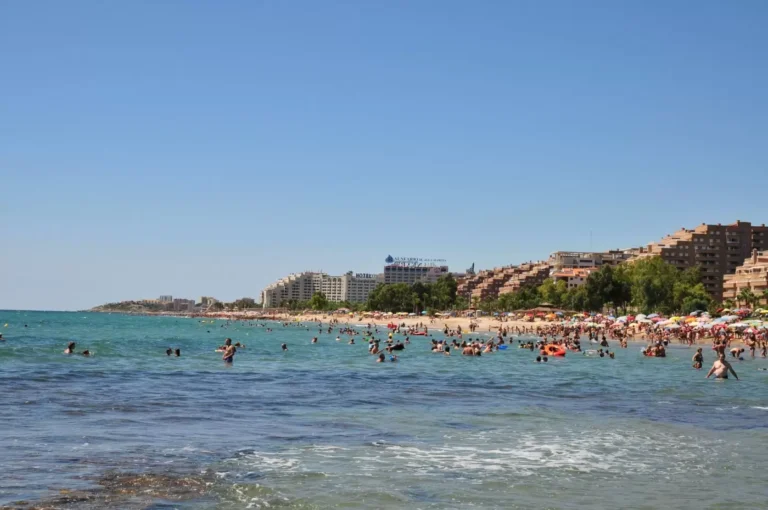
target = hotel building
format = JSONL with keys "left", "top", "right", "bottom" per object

{"left": 382, "top": 256, "right": 449, "bottom": 285}
{"left": 261, "top": 271, "right": 380, "bottom": 308}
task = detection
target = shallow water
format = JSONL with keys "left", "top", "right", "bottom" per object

{"left": 1, "top": 311, "right": 767, "bottom": 509}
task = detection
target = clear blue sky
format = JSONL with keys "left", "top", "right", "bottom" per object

{"left": 2, "top": 1, "right": 767, "bottom": 310}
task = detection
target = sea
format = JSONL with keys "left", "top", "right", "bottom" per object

{"left": 1, "top": 310, "right": 767, "bottom": 509}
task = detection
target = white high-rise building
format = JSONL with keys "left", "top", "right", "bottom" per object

{"left": 261, "top": 271, "right": 380, "bottom": 308}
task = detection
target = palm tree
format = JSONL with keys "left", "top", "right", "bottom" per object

{"left": 762, "top": 289, "right": 768, "bottom": 306}
{"left": 737, "top": 288, "right": 756, "bottom": 308}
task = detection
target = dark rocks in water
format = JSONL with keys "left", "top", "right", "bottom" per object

{"left": 1, "top": 472, "right": 211, "bottom": 510}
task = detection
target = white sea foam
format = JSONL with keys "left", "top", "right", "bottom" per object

{"left": 262, "top": 428, "right": 720, "bottom": 481}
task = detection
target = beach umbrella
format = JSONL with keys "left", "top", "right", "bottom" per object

{"left": 555, "top": 311, "right": 564, "bottom": 316}
{"left": 665, "top": 324, "right": 681, "bottom": 330}
{"left": 636, "top": 314, "right": 647, "bottom": 320}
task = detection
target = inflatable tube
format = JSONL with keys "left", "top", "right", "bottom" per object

{"left": 498, "top": 345, "right": 508, "bottom": 350}
{"left": 410, "top": 332, "right": 427, "bottom": 336}
{"left": 540, "top": 344, "right": 566, "bottom": 357}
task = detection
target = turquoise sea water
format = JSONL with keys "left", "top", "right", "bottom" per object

{"left": 1, "top": 310, "right": 767, "bottom": 509}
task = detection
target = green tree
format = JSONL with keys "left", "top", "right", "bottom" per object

{"left": 538, "top": 279, "right": 567, "bottom": 307}
{"left": 232, "top": 297, "right": 256, "bottom": 309}
{"left": 431, "top": 274, "right": 458, "bottom": 310}
{"left": 678, "top": 283, "right": 713, "bottom": 315}
{"left": 308, "top": 292, "right": 329, "bottom": 311}
{"left": 626, "top": 257, "right": 679, "bottom": 314}
{"left": 454, "top": 295, "right": 469, "bottom": 311}
{"left": 366, "top": 283, "right": 415, "bottom": 312}
{"left": 210, "top": 301, "right": 224, "bottom": 311}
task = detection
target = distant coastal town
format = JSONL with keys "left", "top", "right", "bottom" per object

{"left": 94, "top": 220, "right": 768, "bottom": 316}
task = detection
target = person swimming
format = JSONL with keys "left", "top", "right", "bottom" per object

{"left": 377, "top": 353, "right": 385, "bottom": 363}
{"left": 81, "top": 350, "right": 90, "bottom": 357}
{"left": 166, "top": 348, "right": 172, "bottom": 356}
{"left": 175, "top": 348, "right": 181, "bottom": 357}
{"left": 281, "top": 343, "right": 288, "bottom": 351}
{"left": 64, "top": 342, "right": 76, "bottom": 354}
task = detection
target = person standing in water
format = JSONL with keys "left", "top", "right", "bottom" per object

{"left": 692, "top": 348, "right": 703, "bottom": 369}
{"left": 222, "top": 343, "right": 236, "bottom": 364}
{"left": 706, "top": 353, "right": 738, "bottom": 380}
{"left": 64, "top": 342, "right": 76, "bottom": 354}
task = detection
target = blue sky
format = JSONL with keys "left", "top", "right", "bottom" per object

{"left": 2, "top": 1, "right": 767, "bottom": 310}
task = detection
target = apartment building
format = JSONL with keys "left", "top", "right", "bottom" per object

{"left": 634, "top": 220, "right": 768, "bottom": 301}
{"left": 723, "top": 250, "right": 768, "bottom": 304}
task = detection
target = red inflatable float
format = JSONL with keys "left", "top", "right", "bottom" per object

{"left": 540, "top": 344, "right": 566, "bottom": 357}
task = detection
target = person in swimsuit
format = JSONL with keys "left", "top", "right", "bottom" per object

{"left": 166, "top": 348, "right": 172, "bottom": 356}
{"left": 281, "top": 343, "right": 288, "bottom": 351}
{"left": 64, "top": 342, "right": 76, "bottom": 354}
{"left": 222, "top": 344, "right": 236, "bottom": 363}
{"left": 175, "top": 349, "right": 181, "bottom": 357}
{"left": 217, "top": 338, "right": 232, "bottom": 352}
{"left": 706, "top": 353, "right": 738, "bottom": 380}
{"left": 692, "top": 348, "right": 703, "bottom": 369}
